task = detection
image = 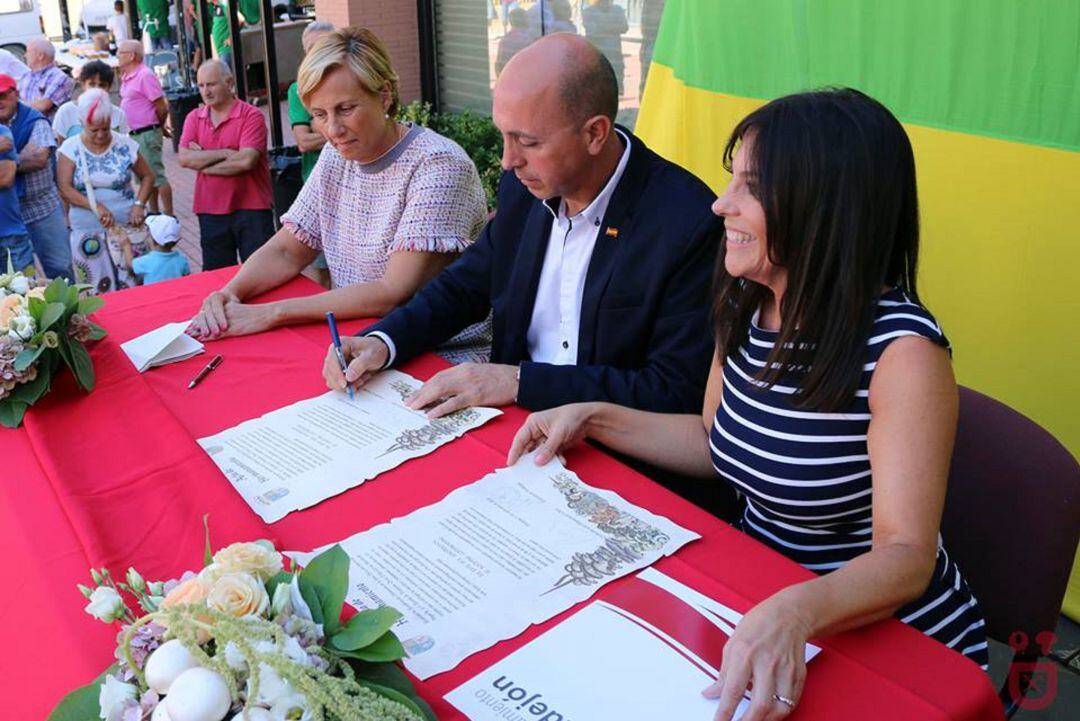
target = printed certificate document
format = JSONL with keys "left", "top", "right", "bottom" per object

{"left": 446, "top": 568, "right": 821, "bottom": 720}
{"left": 290, "top": 456, "right": 699, "bottom": 678}
{"left": 197, "top": 370, "right": 501, "bottom": 522}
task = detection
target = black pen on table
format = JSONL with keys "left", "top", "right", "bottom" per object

{"left": 327, "top": 311, "right": 354, "bottom": 400}
{"left": 188, "top": 354, "right": 223, "bottom": 390}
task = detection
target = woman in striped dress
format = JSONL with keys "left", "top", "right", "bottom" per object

{"left": 508, "top": 88, "right": 988, "bottom": 720}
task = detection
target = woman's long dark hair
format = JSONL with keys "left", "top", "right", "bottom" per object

{"left": 713, "top": 88, "right": 920, "bottom": 411}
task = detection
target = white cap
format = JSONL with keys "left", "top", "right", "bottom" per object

{"left": 145, "top": 214, "right": 180, "bottom": 246}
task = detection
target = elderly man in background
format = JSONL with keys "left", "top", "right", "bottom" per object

{"left": 179, "top": 60, "right": 273, "bottom": 270}
{"left": 17, "top": 37, "right": 74, "bottom": 121}
{"left": 0, "top": 74, "right": 72, "bottom": 281}
{"left": 117, "top": 39, "right": 172, "bottom": 216}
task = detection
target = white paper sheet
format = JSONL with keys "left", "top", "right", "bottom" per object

{"left": 120, "top": 321, "right": 204, "bottom": 372}
{"left": 446, "top": 568, "right": 821, "bottom": 721}
{"left": 289, "top": 454, "right": 700, "bottom": 679}
{"left": 198, "top": 370, "right": 501, "bottom": 522}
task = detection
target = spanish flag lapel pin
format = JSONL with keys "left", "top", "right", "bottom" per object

{"left": 604, "top": 226, "right": 620, "bottom": 239}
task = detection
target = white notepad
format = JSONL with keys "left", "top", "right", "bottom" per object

{"left": 120, "top": 321, "right": 205, "bottom": 372}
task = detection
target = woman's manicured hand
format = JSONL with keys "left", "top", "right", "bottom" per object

{"left": 190, "top": 290, "right": 241, "bottom": 338}
{"left": 703, "top": 596, "right": 811, "bottom": 721}
{"left": 507, "top": 403, "right": 597, "bottom": 465}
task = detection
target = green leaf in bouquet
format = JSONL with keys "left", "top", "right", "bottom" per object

{"left": 28, "top": 294, "right": 45, "bottom": 319}
{"left": 297, "top": 575, "right": 325, "bottom": 627}
{"left": 331, "top": 630, "right": 406, "bottom": 662}
{"left": 10, "top": 367, "right": 50, "bottom": 404}
{"left": 65, "top": 284, "right": 79, "bottom": 308}
{"left": 39, "top": 302, "right": 66, "bottom": 332}
{"left": 348, "top": 660, "right": 436, "bottom": 720}
{"left": 298, "top": 544, "right": 350, "bottom": 633}
{"left": 329, "top": 607, "right": 402, "bottom": 651}
{"left": 265, "top": 570, "right": 292, "bottom": 599}
{"left": 0, "top": 399, "right": 28, "bottom": 428}
{"left": 77, "top": 295, "right": 105, "bottom": 316}
{"left": 14, "top": 345, "right": 44, "bottom": 371}
{"left": 43, "top": 276, "right": 67, "bottom": 304}
{"left": 357, "top": 679, "right": 435, "bottom": 721}
{"left": 87, "top": 322, "right": 107, "bottom": 341}
{"left": 61, "top": 338, "right": 95, "bottom": 392}
{"left": 45, "top": 666, "right": 113, "bottom": 721}
{"left": 202, "top": 513, "right": 213, "bottom": 566}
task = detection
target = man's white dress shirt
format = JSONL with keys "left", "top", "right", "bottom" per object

{"left": 525, "top": 130, "right": 631, "bottom": 364}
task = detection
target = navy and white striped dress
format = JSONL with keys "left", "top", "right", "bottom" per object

{"left": 709, "top": 289, "right": 989, "bottom": 668}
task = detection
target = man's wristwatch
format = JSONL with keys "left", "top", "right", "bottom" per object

{"left": 132, "top": 200, "right": 145, "bottom": 208}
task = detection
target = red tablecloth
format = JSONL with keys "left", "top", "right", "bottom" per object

{"left": 1, "top": 270, "right": 1002, "bottom": 720}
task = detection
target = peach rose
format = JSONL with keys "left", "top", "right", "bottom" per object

{"left": 206, "top": 573, "right": 269, "bottom": 618}
{"left": 158, "top": 577, "right": 212, "bottom": 642}
{"left": 26, "top": 287, "right": 45, "bottom": 301}
{"left": 161, "top": 577, "right": 210, "bottom": 609}
{"left": 0, "top": 294, "right": 23, "bottom": 328}
{"left": 211, "top": 541, "right": 283, "bottom": 581}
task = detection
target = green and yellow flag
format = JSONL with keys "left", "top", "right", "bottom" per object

{"left": 637, "top": 0, "right": 1079, "bottom": 613}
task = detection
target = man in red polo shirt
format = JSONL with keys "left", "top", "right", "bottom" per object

{"left": 178, "top": 59, "right": 274, "bottom": 270}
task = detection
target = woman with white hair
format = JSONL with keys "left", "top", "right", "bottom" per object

{"left": 57, "top": 89, "right": 154, "bottom": 292}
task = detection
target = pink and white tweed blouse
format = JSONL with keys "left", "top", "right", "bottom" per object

{"left": 283, "top": 124, "right": 487, "bottom": 285}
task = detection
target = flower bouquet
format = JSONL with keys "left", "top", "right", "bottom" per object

{"left": 48, "top": 531, "right": 433, "bottom": 721}
{"left": 0, "top": 256, "right": 106, "bottom": 428}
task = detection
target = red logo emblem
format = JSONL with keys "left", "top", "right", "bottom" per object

{"left": 1007, "top": 631, "right": 1059, "bottom": 711}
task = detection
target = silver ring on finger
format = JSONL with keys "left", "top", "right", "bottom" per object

{"left": 772, "top": 693, "right": 796, "bottom": 710}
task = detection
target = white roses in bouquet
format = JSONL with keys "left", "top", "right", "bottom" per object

{"left": 0, "top": 293, "right": 35, "bottom": 341}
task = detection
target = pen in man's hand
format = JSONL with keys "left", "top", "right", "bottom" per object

{"left": 326, "top": 311, "right": 354, "bottom": 400}
{"left": 188, "top": 354, "right": 223, "bottom": 390}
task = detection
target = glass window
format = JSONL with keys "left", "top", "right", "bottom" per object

{"left": 436, "top": 0, "right": 667, "bottom": 129}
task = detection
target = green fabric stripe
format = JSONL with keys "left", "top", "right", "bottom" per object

{"left": 651, "top": 0, "right": 1080, "bottom": 151}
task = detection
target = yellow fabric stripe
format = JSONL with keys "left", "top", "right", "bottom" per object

{"left": 638, "top": 64, "right": 1080, "bottom": 461}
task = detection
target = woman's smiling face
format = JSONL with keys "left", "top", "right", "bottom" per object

{"left": 712, "top": 136, "right": 785, "bottom": 292}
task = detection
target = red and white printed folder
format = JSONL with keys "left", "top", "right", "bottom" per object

{"left": 446, "top": 567, "right": 820, "bottom": 720}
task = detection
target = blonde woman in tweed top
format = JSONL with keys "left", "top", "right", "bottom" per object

{"left": 190, "top": 27, "right": 490, "bottom": 363}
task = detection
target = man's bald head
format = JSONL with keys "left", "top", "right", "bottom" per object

{"left": 197, "top": 59, "right": 235, "bottom": 109}
{"left": 492, "top": 33, "right": 625, "bottom": 211}
{"left": 198, "top": 59, "right": 233, "bottom": 83}
{"left": 24, "top": 36, "right": 55, "bottom": 70}
{"left": 499, "top": 33, "right": 617, "bottom": 127}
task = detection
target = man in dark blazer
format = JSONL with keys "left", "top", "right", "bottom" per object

{"left": 323, "top": 33, "right": 719, "bottom": 417}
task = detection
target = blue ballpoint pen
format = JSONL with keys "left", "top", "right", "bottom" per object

{"left": 326, "top": 311, "right": 354, "bottom": 400}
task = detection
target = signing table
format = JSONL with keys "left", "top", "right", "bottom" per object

{"left": 0, "top": 270, "right": 1002, "bottom": 720}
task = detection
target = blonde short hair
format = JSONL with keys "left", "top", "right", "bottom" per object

{"left": 297, "top": 27, "right": 400, "bottom": 116}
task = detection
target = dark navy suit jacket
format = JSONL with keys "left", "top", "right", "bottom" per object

{"left": 366, "top": 129, "right": 720, "bottom": 413}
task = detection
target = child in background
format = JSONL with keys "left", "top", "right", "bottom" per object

{"left": 117, "top": 214, "right": 190, "bottom": 284}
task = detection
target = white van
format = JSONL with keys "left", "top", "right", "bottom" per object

{"left": 0, "top": 0, "right": 43, "bottom": 58}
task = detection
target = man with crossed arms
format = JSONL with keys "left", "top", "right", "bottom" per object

{"left": 322, "top": 34, "right": 720, "bottom": 418}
